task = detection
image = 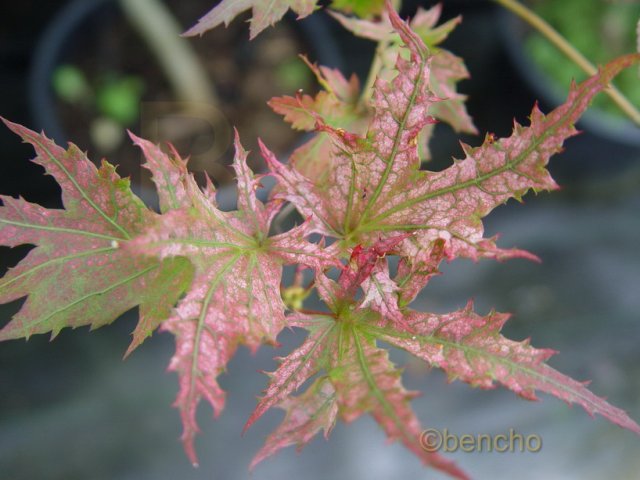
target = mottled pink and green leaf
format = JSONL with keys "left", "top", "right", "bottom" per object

{"left": 1, "top": 3, "right": 639, "bottom": 479}
{"left": 0, "top": 120, "right": 193, "bottom": 353}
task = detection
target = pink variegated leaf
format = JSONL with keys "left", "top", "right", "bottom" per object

{"left": 330, "top": 4, "right": 476, "bottom": 134}
{"left": 247, "top": 270, "right": 468, "bottom": 478}
{"left": 329, "top": 333, "right": 468, "bottom": 479}
{"left": 367, "top": 303, "right": 640, "bottom": 436}
{"left": 128, "top": 132, "right": 335, "bottom": 464}
{"left": 364, "top": 55, "right": 640, "bottom": 260}
{"left": 129, "top": 133, "right": 203, "bottom": 213}
{"left": 336, "top": 236, "right": 408, "bottom": 327}
{"left": 395, "top": 234, "right": 538, "bottom": 308}
{"left": 270, "top": 11, "right": 640, "bottom": 259}
{"left": 267, "top": 7, "right": 438, "bottom": 239}
{"left": 427, "top": 49, "right": 476, "bottom": 134}
{"left": 360, "top": 259, "right": 403, "bottom": 323}
{"left": 337, "top": 236, "right": 404, "bottom": 298}
{"left": 251, "top": 239, "right": 639, "bottom": 476}
{"left": 268, "top": 57, "right": 363, "bottom": 180}
{"left": 244, "top": 316, "right": 335, "bottom": 432}
{"left": 261, "top": 336, "right": 469, "bottom": 480}
{"left": 394, "top": 237, "right": 446, "bottom": 307}
{"left": 250, "top": 377, "right": 339, "bottom": 469}
{"left": 184, "top": 0, "right": 318, "bottom": 39}
{"left": 0, "top": 120, "right": 193, "bottom": 354}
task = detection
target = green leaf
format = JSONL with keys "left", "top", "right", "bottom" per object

{"left": 331, "top": 0, "right": 385, "bottom": 18}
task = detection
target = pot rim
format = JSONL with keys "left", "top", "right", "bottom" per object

{"left": 28, "top": 0, "right": 345, "bottom": 146}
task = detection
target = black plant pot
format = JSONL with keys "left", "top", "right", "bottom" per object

{"left": 27, "top": 0, "right": 345, "bottom": 194}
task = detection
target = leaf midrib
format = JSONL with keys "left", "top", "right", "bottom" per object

{"left": 189, "top": 252, "right": 242, "bottom": 407}
{"left": 18, "top": 263, "right": 158, "bottom": 338}
{"left": 359, "top": 83, "right": 588, "bottom": 230}
{"left": 366, "top": 324, "right": 618, "bottom": 419}
{"left": 29, "top": 134, "right": 132, "bottom": 239}
{"left": 0, "top": 217, "right": 122, "bottom": 242}
{"left": 352, "top": 329, "right": 417, "bottom": 444}
{"left": 0, "top": 246, "right": 116, "bottom": 291}
{"left": 256, "top": 324, "right": 334, "bottom": 417}
{"left": 355, "top": 52, "right": 428, "bottom": 229}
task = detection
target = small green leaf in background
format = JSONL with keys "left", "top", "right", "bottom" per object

{"left": 96, "top": 76, "right": 145, "bottom": 125}
{"left": 52, "top": 64, "right": 92, "bottom": 105}
{"left": 331, "top": 0, "right": 385, "bottom": 18}
{"left": 275, "top": 58, "right": 313, "bottom": 92}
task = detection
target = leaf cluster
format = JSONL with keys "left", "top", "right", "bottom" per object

{"left": 1, "top": 1, "right": 639, "bottom": 477}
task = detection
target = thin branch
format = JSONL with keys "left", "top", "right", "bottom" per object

{"left": 119, "top": 0, "right": 218, "bottom": 105}
{"left": 357, "top": 0, "right": 403, "bottom": 108}
{"left": 359, "top": 39, "right": 389, "bottom": 108}
{"left": 494, "top": 0, "right": 640, "bottom": 127}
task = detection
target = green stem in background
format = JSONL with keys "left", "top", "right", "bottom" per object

{"left": 493, "top": 0, "right": 640, "bottom": 127}
{"left": 119, "top": 0, "right": 218, "bottom": 106}
{"left": 359, "top": 39, "right": 389, "bottom": 107}
{"left": 358, "top": 0, "right": 403, "bottom": 107}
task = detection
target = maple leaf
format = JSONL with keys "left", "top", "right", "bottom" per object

{"left": 264, "top": 7, "right": 486, "bottom": 255}
{"left": 266, "top": 6, "right": 640, "bottom": 263}
{"left": 269, "top": 57, "right": 360, "bottom": 132}
{"left": 0, "top": 119, "right": 193, "bottom": 353}
{"left": 369, "top": 303, "right": 640, "bottom": 436}
{"left": 393, "top": 236, "right": 446, "bottom": 308}
{"left": 268, "top": 56, "right": 363, "bottom": 179}
{"left": 356, "top": 243, "right": 640, "bottom": 435}
{"left": 183, "top": 0, "right": 319, "bottom": 39}
{"left": 330, "top": 3, "right": 477, "bottom": 134}
{"left": 247, "top": 232, "right": 639, "bottom": 477}
{"left": 250, "top": 377, "right": 338, "bottom": 469}
{"left": 245, "top": 271, "right": 469, "bottom": 479}
{"left": 270, "top": 5, "right": 474, "bottom": 182}
{"left": 127, "top": 131, "right": 335, "bottom": 465}
{"left": 2, "top": 0, "right": 639, "bottom": 476}
{"left": 329, "top": 4, "right": 461, "bottom": 51}
{"left": 410, "top": 5, "right": 463, "bottom": 48}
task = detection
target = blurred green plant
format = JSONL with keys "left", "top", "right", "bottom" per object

{"left": 52, "top": 64, "right": 145, "bottom": 151}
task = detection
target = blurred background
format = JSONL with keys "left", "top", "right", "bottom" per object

{"left": 1, "top": 0, "right": 639, "bottom": 479}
